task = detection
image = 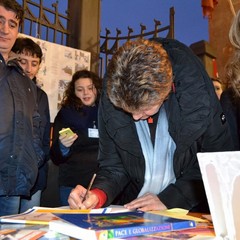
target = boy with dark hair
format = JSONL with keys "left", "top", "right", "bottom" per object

{"left": 12, "top": 37, "right": 51, "bottom": 212}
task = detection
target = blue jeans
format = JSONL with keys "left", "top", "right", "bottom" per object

{"left": 0, "top": 196, "right": 20, "bottom": 217}
{"left": 59, "top": 186, "right": 73, "bottom": 206}
{"left": 20, "top": 190, "right": 42, "bottom": 213}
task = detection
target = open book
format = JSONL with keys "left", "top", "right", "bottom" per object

{"left": 197, "top": 151, "right": 240, "bottom": 240}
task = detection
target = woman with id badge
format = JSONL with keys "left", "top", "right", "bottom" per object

{"left": 50, "top": 70, "right": 102, "bottom": 205}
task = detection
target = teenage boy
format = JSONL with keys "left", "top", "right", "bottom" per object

{"left": 12, "top": 37, "right": 51, "bottom": 212}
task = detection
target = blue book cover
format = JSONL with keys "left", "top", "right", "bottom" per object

{"left": 51, "top": 211, "right": 196, "bottom": 239}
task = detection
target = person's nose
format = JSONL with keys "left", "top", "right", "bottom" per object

{"left": 25, "top": 64, "right": 32, "bottom": 73}
{"left": 132, "top": 113, "right": 143, "bottom": 121}
{"left": 83, "top": 88, "right": 90, "bottom": 95}
{"left": 0, "top": 22, "right": 9, "bottom": 34}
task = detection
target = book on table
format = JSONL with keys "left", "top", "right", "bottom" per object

{"left": 49, "top": 211, "right": 196, "bottom": 240}
{"left": 0, "top": 207, "right": 110, "bottom": 239}
{"left": 0, "top": 206, "right": 109, "bottom": 225}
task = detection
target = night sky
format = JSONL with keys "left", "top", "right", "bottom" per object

{"left": 101, "top": 0, "right": 209, "bottom": 47}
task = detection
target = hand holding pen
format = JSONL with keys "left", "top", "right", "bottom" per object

{"left": 68, "top": 173, "right": 99, "bottom": 209}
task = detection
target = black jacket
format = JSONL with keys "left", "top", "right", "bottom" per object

{"left": 93, "top": 38, "right": 234, "bottom": 212}
{"left": 220, "top": 87, "right": 240, "bottom": 150}
{"left": 31, "top": 85, "right": 51, "bottom": 193}
{"left": 0, "top": 55, "right": 45, "bottom": 196}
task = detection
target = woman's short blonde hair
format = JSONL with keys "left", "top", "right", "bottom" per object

{"left": 107, "top": 39, "right": 173, "bottom": 112}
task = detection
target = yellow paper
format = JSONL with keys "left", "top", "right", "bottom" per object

{"left": 150, "top": 208, "right": 208, "bottom": 223}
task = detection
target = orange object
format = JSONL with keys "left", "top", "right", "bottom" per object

{"left": 202, "top": 0, "right": 218, "bottom": 18}
{"left": 148, "top": 117, "right": 153, "bottom": 124}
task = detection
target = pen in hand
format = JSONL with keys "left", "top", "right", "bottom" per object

{"left": 82, "top": 173, "right": 97, "bottom": 202}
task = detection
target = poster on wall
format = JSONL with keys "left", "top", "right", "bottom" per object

{"left": 19, "top": 33, "right": 91, "bottom": 122}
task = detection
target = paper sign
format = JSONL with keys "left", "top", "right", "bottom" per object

{"left": 197, "top": 151, "right": 240, "bottom": 240}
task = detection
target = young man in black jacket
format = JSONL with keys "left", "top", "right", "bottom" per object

{"left": 68, "top": 38, "right": 234, "bottom": 213}
{"left": 12, "top": 37, "right": 51, "bottom": 212}
{"left": 0, "top": 0, "right": 44, "bottom": 216}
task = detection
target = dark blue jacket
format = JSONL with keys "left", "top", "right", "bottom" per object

{"left": 0, "top": 55, "right": 45, "bottom": 196}
{"left": 31, "top": 84, "right": 51, "bottom": 194}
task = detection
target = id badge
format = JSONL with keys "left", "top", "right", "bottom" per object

{"left": 88, "top": 128, "right": 99, "bottom": 138}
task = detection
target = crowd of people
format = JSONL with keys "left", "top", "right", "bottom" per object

{"left": 0, "top": 0, "right": 239, "bottom": 217}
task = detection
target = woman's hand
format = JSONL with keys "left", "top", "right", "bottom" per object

{"left": 124, "top": 192, "right": 167, "bottom": 212}
{"left": 68, "top": 185, "right": 99, "bottom": 209}
{"left": 59, "top": 131, "right": 78, "bottom": 147}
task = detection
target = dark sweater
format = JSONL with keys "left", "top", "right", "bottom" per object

{"left": 50, "top": 105, "right": 99, "bottom": 187}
